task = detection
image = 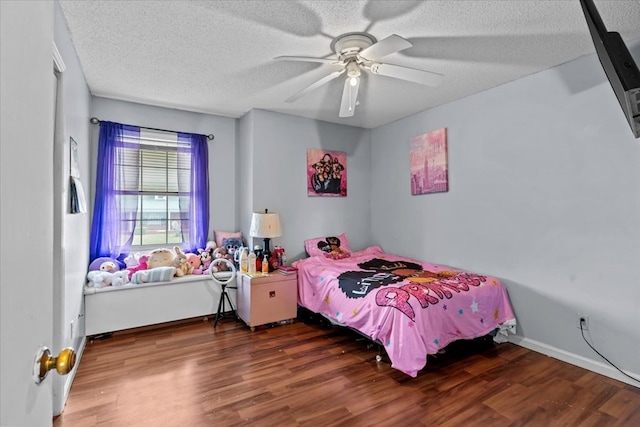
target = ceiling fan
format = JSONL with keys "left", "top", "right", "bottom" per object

{"left": 275, "top": 32, "right": 443, "bottom": 118}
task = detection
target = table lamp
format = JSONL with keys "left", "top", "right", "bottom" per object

{"left": 249, "top": 209, "right": 282, "bottom": 264}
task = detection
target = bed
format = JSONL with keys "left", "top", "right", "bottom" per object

{"left": 293, "top": 241, "right": 516, "bottom": 377}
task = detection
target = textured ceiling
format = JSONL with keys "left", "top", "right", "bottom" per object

{"left": 58, "top": 0, "right": 640, "bottom": 129}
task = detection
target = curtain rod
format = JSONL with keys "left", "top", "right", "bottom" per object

{"left": 89, "top": 117, "right": 214, "bottom": 140}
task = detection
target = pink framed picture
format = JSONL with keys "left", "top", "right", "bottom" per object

{"left": 307, "top": 149, "right": 347, "bottom": 197}
{"left": 410, "top": 128, "right": 448, "bottom": 195}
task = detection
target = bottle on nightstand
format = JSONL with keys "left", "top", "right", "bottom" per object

{"left": 240, "top": 248, "right": 248, "bottom": 274}
{"left": 248, "top": 250, "right": 256, "bottom": 274}
{"left": 262, "top": 254, "right": 269, "bottom": 274}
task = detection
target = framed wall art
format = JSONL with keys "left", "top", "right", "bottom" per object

{"left": 69, "top": 137, "right": 87, "bottom": 213}
{"left": 307, "top": 149, "right": 347, "bottom": 197}
{"left": 70, "top": 137, "right": 80, "bottom": 178}
{"left": 410, "top": 128, "right": 448, "bottom": 195}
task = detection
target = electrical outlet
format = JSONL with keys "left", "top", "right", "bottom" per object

{"left": 577, "top": 314, "right": 589, "bottom": 331}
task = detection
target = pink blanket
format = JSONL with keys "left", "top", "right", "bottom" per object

{"left": 294, "top": 246, "right": 516, "bottom": 377}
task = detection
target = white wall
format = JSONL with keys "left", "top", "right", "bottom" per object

{"left": 90, "top": 97, "right": 237, "bottom": 234}
{"left": 238, "top": 109, "right": 372, "bottom": 261}
{"left": 370, "top": 39, "right": 640, "bottom": 383}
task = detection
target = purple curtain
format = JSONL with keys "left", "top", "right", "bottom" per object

{"left": 89, "top": 121, "right": 140, "bottom": 264}
{"left": 178, "top": 132, "right": 209, "bottom": 253}
{"left": 90, "top": 122, "right": 210, "bottom": 263}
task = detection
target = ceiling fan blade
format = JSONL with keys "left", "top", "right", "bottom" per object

{"left": 286, "top": 69, "right": 345, "bottom": 103}
{"left": 275, "top": 55, "right": 341, "bottom": 65}
{"left": 339, "top": 77, "right": 360, "bottom": 118}
{"left": 370, "top": 63, "right": 443, "bottom": 87}
{"left": 359, "top": 34, "right": 412, "bottom": 61}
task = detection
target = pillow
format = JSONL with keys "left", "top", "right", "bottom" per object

{"left": 214, "top": 230, "right": 243, "bottom": 248}
{"left": 304, "top": 233, "right": 351, "bottom": 259}
{"left": 131, "top": 266, "right": 176, "bottom": 284}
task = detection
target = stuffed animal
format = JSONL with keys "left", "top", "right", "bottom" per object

{"left": 173, "top": 246, "right": 192, "bottom": 277}
{"left": 198, "top": 246, "right": 214, "bottom": 273}
{"left": 88, "top": 257, "right": 121, "bottom": 272}
{"left": 126, "top": 255, "right": 148, "bottom": 279}
{"left": 123, "top": 253, "right": 140, "bottom": 269}
{"left": 211, "top": 246, "right": 233, "bottom": 272}
{"left": 86, "top": 270, "right": 130, "bottom": 288}
{"left": 273, "top": 245, "right": 285, "bottom": 263}
{"left": 222, "top": 237, "right": 244, "bottom": 259}
{"left": 186, "top": 253, "right": 202, "bottom": 275}
{"left": 146, "top": 248, "right": 175, "bottom": 270}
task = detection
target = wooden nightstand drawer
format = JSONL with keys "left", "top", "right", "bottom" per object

{"left": 238, "top": 271, "right": 297, "bottom": 330}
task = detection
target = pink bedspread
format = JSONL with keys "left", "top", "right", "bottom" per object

{"left": 294, "top": 246, "right": 516, "bottom": 377}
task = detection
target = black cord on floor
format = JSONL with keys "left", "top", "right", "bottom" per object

{"left": 579, "top": 321, "right": 640, "bottom": 385}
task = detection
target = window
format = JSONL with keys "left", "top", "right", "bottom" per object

{"left": 89, "top": 121, "right": 209, "bottom": 264}
{"left": 120, "top": 129, "right": 189, "bottom": 248}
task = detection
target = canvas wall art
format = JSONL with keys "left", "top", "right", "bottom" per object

{"left": 307, "top": 149, "right": 347, "bottom": 197}
{"left": 410, "top": 128, "right": 448, "bottom": 195}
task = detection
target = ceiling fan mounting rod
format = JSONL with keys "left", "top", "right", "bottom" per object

{"left": 331, "top": 32, "right": 377, "bottom": 57}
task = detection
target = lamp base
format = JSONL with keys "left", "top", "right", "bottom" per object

{"left": 262, "top": 238, "right": 273, "bottom": 272}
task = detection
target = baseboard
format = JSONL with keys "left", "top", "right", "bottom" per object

{"left": 509, "top": 335, "right": 639, "bottom": 388}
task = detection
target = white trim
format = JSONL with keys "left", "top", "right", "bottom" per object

{"left": 509, "top": 335, "right": 640, "bottom": 388}
{"left": 52, "top": 41, "right": 66, "bottom": 73}
{"left": 53, "top": 337, "right": 86, "bottom": 416}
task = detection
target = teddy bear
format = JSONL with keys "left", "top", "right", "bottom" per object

{"left": 186, "top": 253, "right": 203, "bottom": 274}
{"left": 86, "top": 270, "right": 130, "bottom": 288}
{"left": 173, "top": 246, "right": 192, "bottom": 277}
{"left": 210, "top": 246, "right": 233, "bottom": 272}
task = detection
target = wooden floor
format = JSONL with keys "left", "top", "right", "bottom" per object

{"left": 54, "top": 312, "right": 640, "bottom": 427}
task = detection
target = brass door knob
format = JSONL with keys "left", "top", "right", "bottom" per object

{"left": 33, "top": 346, "right": 76, "bottom": 384}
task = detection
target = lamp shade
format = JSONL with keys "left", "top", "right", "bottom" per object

{"left": 249, "top": 211, "right": 282, "bottom": 238}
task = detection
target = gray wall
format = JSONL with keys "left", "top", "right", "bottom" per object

{"left": 55, "top": 5, "right": 639, "bottom": 392}
{"left": 53, "top": 1, "right": 92, "bottom": 412}
{"left": 370, "top": 39, "right": 640, "bottom": 379}
{"left": 238, "top": 109, "right": 372, "bottom": 260}
{"left": 237, "top": 110, "right": 255, "bottom": 245}
{"left": 90, "top": 97, "right": 238, "bottom": 233}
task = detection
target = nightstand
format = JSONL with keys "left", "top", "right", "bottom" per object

{"left": 237, "top": 271, "right": 298, "bottom": 331}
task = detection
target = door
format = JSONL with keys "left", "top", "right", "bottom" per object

{"left": 0, "top": 1, "right": 56, "bottom": 425}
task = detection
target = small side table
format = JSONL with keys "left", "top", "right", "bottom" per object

{"left": 237, "top": 271, "right": 297, "bottom": 331}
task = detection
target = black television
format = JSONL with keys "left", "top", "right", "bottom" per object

{"left": 580, "top": 0, "right": 640, "bottom": 139}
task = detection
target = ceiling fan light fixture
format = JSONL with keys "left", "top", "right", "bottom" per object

{"left": 277, "top": 32, "right": 443, "bottom": 118}
{"left": 346, "top": 61, "right": 361, "bottom": 78}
